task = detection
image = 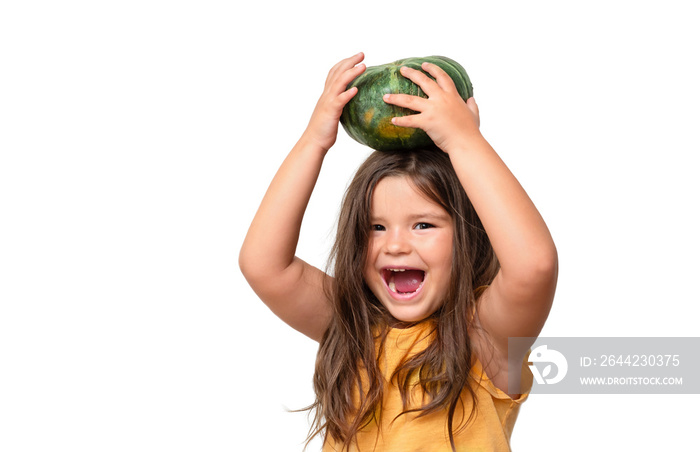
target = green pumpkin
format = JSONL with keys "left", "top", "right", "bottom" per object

{"left": 340, "top": 56, "right": 473, "bottom": 151}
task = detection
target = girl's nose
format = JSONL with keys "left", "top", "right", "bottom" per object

{"left": 384, "top": 228, "right": 411, "bottom": 255}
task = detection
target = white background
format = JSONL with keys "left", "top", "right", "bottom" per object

{"left": 1, "top": 0, "right": 698, "bottom": 450}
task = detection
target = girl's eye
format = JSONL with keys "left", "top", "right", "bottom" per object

{"left": 371, "top": 224, "right": 385, "bottom": 231}
{"left": 415, "top": 223, "right": 434, "bottom": 230}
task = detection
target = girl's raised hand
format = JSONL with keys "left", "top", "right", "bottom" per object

{"left": 383, "top": 62, "right": 482, "bottom": 154}
{"left": 302, "top": 52, "right": 366, "bottom": 153}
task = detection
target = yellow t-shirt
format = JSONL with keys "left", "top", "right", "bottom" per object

{"left": 322, "top": 321, "right": 533, "bottom": 452}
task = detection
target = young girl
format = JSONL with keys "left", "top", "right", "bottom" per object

{"left": 239, "top": 53, "right": 558, "bottom": 451}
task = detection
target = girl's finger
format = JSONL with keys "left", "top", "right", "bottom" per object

{"left": 333, "top": 62, "right": 366, "bottom": 92}
{"left": 336, "top": 86, "right": 359, "bottom": 107}
{"left": 421, "top": 62, "right": 458, "bottom": 93}
{"left": 399, "top": 66, "right": 439, "bottom": 97}
{"left": 391, "top": 113, "right": 420, "bottom": 129}
{"left": 383, "top": 93, "right": 428, "bottom": 112}
{"left": 328, "top": 52, "right": 365, "bottom": 81}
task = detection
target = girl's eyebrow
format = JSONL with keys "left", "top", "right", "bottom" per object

{"left": 407, "top": 212, "right": 451, "bottom": 221}
{"left": 370, "top": 211, "right": 451, "bottom": 222}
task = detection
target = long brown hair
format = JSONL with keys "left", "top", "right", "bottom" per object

{"left": 305, "top": 147, "right": 499, "bottom": 451}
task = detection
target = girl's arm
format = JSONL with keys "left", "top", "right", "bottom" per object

{"left": 239, "top": 53, "right": 366, "bottom": 342}
{"left": 384, "top": 63, "right": 558, "bottom": 385}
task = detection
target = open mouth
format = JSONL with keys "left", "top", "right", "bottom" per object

{"left": 381, "top": 268, "right": 425, "bottom": 295}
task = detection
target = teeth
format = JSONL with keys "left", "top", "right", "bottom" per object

{"left": 389, "top": 268, "right": 405, "bottom": 272}
{"left": 388, "top": 280, "right": 397, "bottom": 292}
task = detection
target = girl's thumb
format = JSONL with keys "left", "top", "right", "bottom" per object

{"left": 467, "top": 97, "right": 480, "bottom": 127}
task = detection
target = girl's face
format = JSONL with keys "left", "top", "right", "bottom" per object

{"left": 363, "top": 176, "right": 454, "bottom": 323}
